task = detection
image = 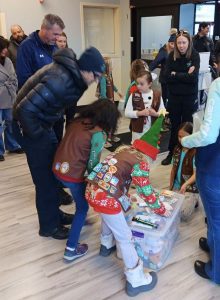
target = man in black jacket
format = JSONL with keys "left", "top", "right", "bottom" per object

{"left": 8, "top": 24, "right": 27, "bottom": 69}
{"left": 13, "top": 47, "right": 104, "bottom": 239}
{"left": 192, "top": 22, "right": 215, "bottom": 67}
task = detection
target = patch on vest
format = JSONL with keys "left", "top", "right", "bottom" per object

{"left": 60, "top": 162, "right": 70, "bottom": 174}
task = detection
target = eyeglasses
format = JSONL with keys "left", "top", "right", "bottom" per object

{"left": 93, "top": 71, "right": 102, "bottom": 81}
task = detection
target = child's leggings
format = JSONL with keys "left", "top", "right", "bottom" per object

{"left": 100, "top": 211, "right": 139, "bottom": 269}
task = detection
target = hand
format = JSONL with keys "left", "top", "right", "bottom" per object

{"left": 171, "top": 71, "right": 176, "bottom": 76}
{"left": 117, "top": 92, "right": 123, "bottom": 99}
{"left": 213, "top": 63, "right": 218, "bottom": 69}
{"left": 137, "top": 108, "right": 149, "bottom": 117}
{"left": 148, "top": 108, "right": 159, "bottom": 117}
{"left": 180, "top": 183, "right": 187, "bottom": 194}
{"left": 188, "top": 66, "right": 195, "bottom": 74}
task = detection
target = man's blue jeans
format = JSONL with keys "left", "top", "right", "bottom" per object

{"left": 0, "top": 109, "right": 21, "bottom": 155}
{"left": 197, "top": 171, "right": 220, "bottom": 284}
{"left": 58, "top": 179, "right": 89, "bottom": 248}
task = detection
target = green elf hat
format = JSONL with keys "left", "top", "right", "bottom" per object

{"left": 132, "top": 112, "right": 165, "bottom": 160}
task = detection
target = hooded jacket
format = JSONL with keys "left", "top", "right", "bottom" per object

{"left": 8, "top": 34, "right": 27, "bottom": 69}
{"left": 13, "top": 48, "right": 87, "bottom": 139}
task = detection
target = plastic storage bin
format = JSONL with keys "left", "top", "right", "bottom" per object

{"left": 127, "top": 192, "right": 184, "bottom": 270}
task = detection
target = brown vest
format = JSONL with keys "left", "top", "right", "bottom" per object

{"left": 86, "top": 150, "right": 141, "bottom": 199}
{"left": 53, "top": 118, "right": 104, "bottom": 181}
{"left": 131, "top": 90, "right": 161, "bottom": 133}
{"left": 170, "top": 146, "right": 198, "bottom": 193}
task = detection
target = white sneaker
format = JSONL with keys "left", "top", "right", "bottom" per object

{"left": 110, "top": 136, "right": 121, "bottom": 143}
{"left": 105, "top": 141, "right": 112, "bottom": 148}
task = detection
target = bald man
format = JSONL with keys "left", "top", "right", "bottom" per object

{"left": 8, "top": 24, "right": 27, "bottom": 68}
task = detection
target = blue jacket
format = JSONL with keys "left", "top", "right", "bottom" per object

{"left": 182, "top": 78, "right": 220, "bottom": 175}
{"left": 149, "top": 45, "right": 168, "bottom": 84}
{"left": 16, "top": 31, "right": 57, "bottom": 89}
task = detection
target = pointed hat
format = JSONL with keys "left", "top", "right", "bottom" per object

{"left": 132, "top": 112, "right": 165, "bottom": 160}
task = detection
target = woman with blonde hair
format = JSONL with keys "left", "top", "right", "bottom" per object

{"left": 161, "top": 30, "right": 200, "bottom": 165}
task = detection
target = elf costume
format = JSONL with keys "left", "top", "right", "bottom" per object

{"left": 85, "top": 111, "right": 167, "bottom": 297}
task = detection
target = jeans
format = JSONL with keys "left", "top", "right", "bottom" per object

{"left": 197, "top": 171, "right": 220, "bottom": 284}
{"left": 58, "top": 179, "right": 89, "bottom": 248}
{"left": 0, "top": 109, "right": 21, "bottom": 155}
{"left": 12, "top": 120, "right": 61, "bottom": 233}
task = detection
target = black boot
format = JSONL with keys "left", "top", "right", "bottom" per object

{"left": 199, "top": 237, "right": 210, "bottom": 253}
{"left": 161, "top": 152, "right": 172, "bottom": 165}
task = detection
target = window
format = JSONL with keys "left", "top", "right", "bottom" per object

{"left": 194, "top": 3, "right": 215, "bottom": 37}
{"left": 81, "top": 4, "right": 120, "bottom": 56}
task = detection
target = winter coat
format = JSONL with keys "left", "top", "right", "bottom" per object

{"left": 16, "top": 31, "right": 57, "bottom": 88}
{"left": 149, "top": 44, "right": 168, "bottom": 84}
{"left": 165, "top": 49, "right": 200, "bottom": 98}
{"left": 0, "top": 57, "right": 18, "bottom": 109}
{"left": 13, "top": 48, "right": 87, "bottom": 139}
{"left": 8, "top": 35, "right": 27, "bottom": 69}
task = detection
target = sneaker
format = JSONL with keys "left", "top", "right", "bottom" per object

{"left": 8, "top": 148, "right": 24, "bottom": 154}
{"left": 0, "top": 155, "right": 5, "bottom": 161}
{"left": 110, "top": 136, "right": 121, "bottom": 143}
{"left": 104, "top": 141, "right": 112, "bottom": 148}
{"left": 63, "top": 243, "right": 88, "bottom": 262}
{"left": 99, "top": 245, "right": 116, "bottom": 257}
{"left": 161, "top": 153, "right": 172, "bottom": 165}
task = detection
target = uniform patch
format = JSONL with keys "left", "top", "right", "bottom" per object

{"left": 60, "top": 162, "right": 69, "bottom": 174}
{"left": 103, "top": 172, "right": 112, "bottom": 183}
{"left": 55, "top": 162, "right": 61, "bottom": 171}
{"left": 87, "top": 171, "right": 97, "bottom": 180}
{"left": 94, "top": 163, "right": 103, "bottom": 172}
{"left": 109, "top": 165, "right": 117, "bottom": 174}
{"left": 97, "top": 172, "right": 104, "bottom": 179}
{"left": 98, "top": 180, "right": 110, "bottom": 191}
{"left": 101, "top": 165, "right": 109, "bottom": 172}
{"left": 108, "top": 158, "right": 117, "bottom": 166}
{"left": 110, "top": 176, "right": 119, "bottom": 186}
{"left": 110, "top": 186, "right": 117, "bottom": 194}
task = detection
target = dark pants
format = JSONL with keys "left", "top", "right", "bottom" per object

{"left": 161, "top": 83, "right": 169, "bottom": 108}
{"left": 167, "top": 94, "right": 197, "bottom": 154}
{"left": 197, "top": 171, "right": 220, "bottom": 284}
{"left": 12, "top": 120, "right": 61, "bottom": 233}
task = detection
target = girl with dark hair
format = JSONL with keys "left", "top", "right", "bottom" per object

{"left": 53, "top": 99, "right": 120, "bottom": 261}
{"left": 170, "top": 122, "right": 199, "bottom": 221}
{"left": 162, "top": 30, "right": 200, "bottom": 165}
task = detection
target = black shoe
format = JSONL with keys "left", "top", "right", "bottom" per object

{"left": 199, "top": 237, "right": 210, "bottom": 253}
{"left": 8, "top": 148, "right": 24, "bottom": 154}
{"left": 161, "top": 153, "right": 172, "bottom": 165}
{"left": 60, "top": 210, "right": 74, "bottom": 225}
{"left": 59, "top": 189, "right": 73, "bottom": 205}
{"left": 39, "top": 226, "right": 69, "bottom": 240}
{"left": 0, "top": 155, "right": 5, "bottom": 161}
{"left": 194, "top": 260, "right": 210, "bottom": 280}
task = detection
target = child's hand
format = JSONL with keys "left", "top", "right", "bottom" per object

{"left": 117, "top": 92, "right": 123, "bottom": 99}
{"left": 137, "top": 108, "right": 149, "bottom": 117}
{"left": 148, "top": 108, "right": 159, "bottom": 117}
{"left": 180, "top": 183, "right": 187, "bottom": 194}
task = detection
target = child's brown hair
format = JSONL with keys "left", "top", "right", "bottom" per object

{"left": 130, "top": 59, "right": 149, "bottom": 81}
{"left": 136, "top": 70, "right": 153, "bottom": 84}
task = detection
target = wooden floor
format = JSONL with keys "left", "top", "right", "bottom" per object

{"left": 0, "top": 128, "right": 220, "bottom": 299}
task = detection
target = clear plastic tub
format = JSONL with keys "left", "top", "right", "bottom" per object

{"left": 127, "top": 192, "right": 184, "bottom": 270}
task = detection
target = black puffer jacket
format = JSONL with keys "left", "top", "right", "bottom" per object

{"left": 13, "top": 48, "right": 88, "bottom": 139}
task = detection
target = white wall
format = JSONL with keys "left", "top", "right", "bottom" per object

{"left": 0, "top": 0, "right": 130, "bottom": 105}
